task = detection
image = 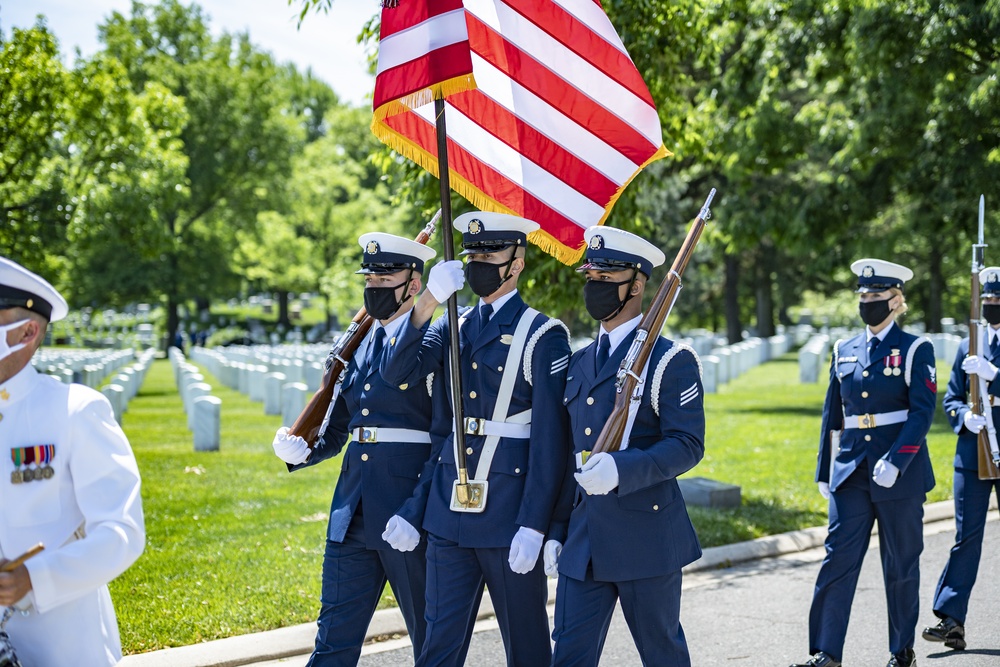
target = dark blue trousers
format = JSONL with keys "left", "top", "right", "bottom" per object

{"left": 416, "top": 533, "right": 550, "bottom": 667}
{"left": 932, "top": 467, "right": 1000, "bottom": 624}
{"left": 808, "top": 467, "right": 925, "bottom": 660}
{"left": 307, "top": 506, "right": 427, "bottom": 667}
{"left": 551, "top": 567, "right": 688, "bottom": 667}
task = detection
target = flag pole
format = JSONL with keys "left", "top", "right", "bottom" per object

{"left": 433, "top": 98, "right": 475, "bottom": 507}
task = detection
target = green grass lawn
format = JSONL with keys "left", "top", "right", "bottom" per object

{"left": 112, "top": 352, "right": 960, "bottom": 654}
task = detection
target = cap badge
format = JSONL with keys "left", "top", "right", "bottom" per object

{"left": 468, "top": 219, "right": 483, "bottom": 235}
{"left": 365, "top": 241, "right": 380, "bottom": 255}
{"left": 862, "top": 266, "right": 874, "bottom": 278}
{"left": 589, "top": 235, "right": 604, "bottom": 250}
{"left": 989, "top": 272, "right": 999, "bottom": 284}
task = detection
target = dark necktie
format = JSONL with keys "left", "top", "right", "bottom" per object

{"left": 479, "top": 303, "right": 493, "bottom": 336}
{"left": 596, "top": 333, "right": 611, "bottom": 373}
{"left": 367, "top": 327, "right": 386, "bottom": 368}
{"left": 991, "top": 335, "right": 1000, "bottom": 359}
{"left": 868, "top": 337, "right": 879, "bottom": 361}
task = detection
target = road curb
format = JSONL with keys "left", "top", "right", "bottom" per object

{"left": 120, "top": 499, "right": 959, "bottom": 667}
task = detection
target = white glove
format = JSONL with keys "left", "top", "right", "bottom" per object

{"left": 964, "top": 411, "right": 988, "bottom": 434}
{"left": 382, "top": 515, "right": 421, "bottom": 552}
{"left": 543, "top": 539, "right": 562, "bottom": 577}
{"left": 508, "top": 527, "right": 544, "bottom": 574}
{"left": 963, "top": 355, "right": 999, "bottom": 381}
{"left": 818, "top": 482, "right": 830, "bottom": 499}
{"left": 425, "top": 260, "right": 465, "bottom": 303}
{"left": 272, "top": 426, "right": 310, "bottom": 465}
{"left": 872, "top": 458, "right": 900, "bottom": 488}
{"left": 574, "top": 452, "right": 619, "bottom": 495}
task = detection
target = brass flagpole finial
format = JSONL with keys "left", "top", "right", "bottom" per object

{"left": 380, "top": 0, "right": 399, "bottom": 8}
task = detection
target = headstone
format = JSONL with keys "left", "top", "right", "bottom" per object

{"left": 702, "top": 355, "right": 719, "bottom": 394}
{"left": 282, "top": 382, "right": 309, "bottom": 427}
{"left": 186, "top": 383, "right": 212, "bottom": 430}
{"left": 249, "top": 366, "right": 267, "bottom": 402}
{"left": 264, "top": 372, "right": 287, "bottom": 416}
{"left": 678, "top": 476, "right": 741, "bottom": 508}
{"left": 193, "top": 396, "right": 222, "bottom": 452}
{"left": 102, "top": 384, "right": 125, "bottom": 424}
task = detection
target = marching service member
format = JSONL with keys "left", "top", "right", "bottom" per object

{"left": 923, "top": 265, "right": 1000, "bottom": 652}
{"left": 0, "top": 257, "right": 145, "bottom": 666}
{"left": 272, "top": 234, "right": 445, "bottom": 666}
{"left": 381, "top": 212, "right": 572, "bottom": 666}
{"left": 791, "top": 259, "right": 936, "bottom": 667}
{"left": 545, "top": 227, "right": 705, "bottom": 666}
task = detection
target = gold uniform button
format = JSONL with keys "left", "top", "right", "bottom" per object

{"left": 470, "top": 391, "right": 477, "bottom": 399}
{"left": 653, "top": 504, "right": 659, "bottom": 511}
{"left": 466, "top": 447, "right": 474, "bottom": 455}
{"left": 0, "top": 414, "right": 3, "bottom": 423}
{"left": 361, "top": 453, "right": 369, "bottom": 461}
{"left": 950, "top": 410, "right": 956, "bottom": 417}
{"left": 865, "top": 435, "right": 872, "bottom": 442}
{"left": 361, "top": 408, "right": 370, "bottom": 416}
{"left": 862, "top": 371, "right": 869, "bottom": 377}
{"left": 585, "top": 427, "right": 592, "bottom": 436}
{"left": 587, "top": 397, "right": 595, "bottom": 405}
{"left": 364, "top": 383, "right": 371, "bottom": 391}
{"left": 472, "top": 362, "right": 478, "bottom": 370}
{"left": 861, "top": 391, "right": 869, "bottom": 398}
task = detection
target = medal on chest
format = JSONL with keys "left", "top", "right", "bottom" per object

{"left": 9, "top": 445, "right": 55, "bottom": 484}
{"left": 883, "top": 349, "right": 902, "bottom": 376}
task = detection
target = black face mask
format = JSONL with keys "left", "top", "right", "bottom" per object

{"left": 983, "top": 304, "right": 1000, "bottom": 325}
{"left": 364, "top": 281, "right": 410, "bottom": 320}
{"left": 859, "top": 299, "right": 892, "bottom": 327}
{"left": 465, "top": 258, "right": 514, "bottom": 298}
{"left": 584, "top": 278, "right": 635, "bottom": 321}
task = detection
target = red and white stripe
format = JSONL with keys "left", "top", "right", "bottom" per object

{"left": 373, "top": 0, "right": 667, "bottom": 263}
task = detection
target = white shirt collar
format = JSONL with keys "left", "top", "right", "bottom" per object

{"left": 989, "top": 325, "right": 1000, "bottom": 346}
{"left": 866, "top": 320, "right": 895, "bottom": 343}
{"left": 478, "top": 289, "right": 518, "bottom": 316}
{"left": 599, "top": 314, "right": 644, "bottom": 355}
{"left": 375, "top": 309, "right": 409, "bottom": 342}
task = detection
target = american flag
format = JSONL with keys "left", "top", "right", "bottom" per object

{"left": 372, "top": 0, "right": 668, "bottom": 264}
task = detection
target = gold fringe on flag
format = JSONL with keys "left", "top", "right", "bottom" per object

{"left": 372, "top": 74, "right": 477, "bottom": 124}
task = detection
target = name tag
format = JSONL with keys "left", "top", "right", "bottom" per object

{"left": 838, "top": 356, "right": 858, "bottom": 363}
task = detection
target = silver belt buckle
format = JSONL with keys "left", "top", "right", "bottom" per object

{"left": 359, "top": 427, "right": 378, "bottom": 443}
{"left": 464, "top": 418, "right": 483, "bottom": 435}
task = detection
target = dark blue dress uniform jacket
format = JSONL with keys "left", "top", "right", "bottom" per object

{"left": 382, "top": 293, "right": 572, "bottom": 548}
{"left": 816, "top": 325, "right": 937, "bottom": 499}
{"left": 552, "top": 333, "right": 705, "bottom": 582}
{"left": 942, "top": 336, "right": 1000, "bottom": 470}
{"left": 291, "top": 327, "right": 448, "bottom": 548}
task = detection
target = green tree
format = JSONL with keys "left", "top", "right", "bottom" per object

{"left": 95, "top": 0, "right": 304, "bottom": 346}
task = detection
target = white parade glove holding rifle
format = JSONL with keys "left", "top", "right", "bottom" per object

{"left": 272, "top": 426, "right": 310, "bottom": 465}
{"left": 964, "top": 410, "right": 987, "bottom": 434}
{"left": 963, "top": 355, "right": 999, "bottom": 381}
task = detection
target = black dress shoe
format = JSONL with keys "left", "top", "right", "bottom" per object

{"left": 789, "top": 652, "right": 841, "bottom": 667}
{"left": 921, "top": 616, "right": 967, "bottom": 650}
{"left": 887, "top": 648, "right": 916, "bottom": 667}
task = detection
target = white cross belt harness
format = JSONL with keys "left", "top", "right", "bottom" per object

{"left": 351, "top": 427, "right": 432, "bottom": 444}
{"left": 842, "top": 409, "right": 909, "bottom": 430}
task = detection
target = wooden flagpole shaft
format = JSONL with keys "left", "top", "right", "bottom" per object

{"left": 433, "top": 99, "right": 473, "bottom": 501}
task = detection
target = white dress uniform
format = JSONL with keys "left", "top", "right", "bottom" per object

{"left": 0, "top": 257, "right": 144, "bottom": 666}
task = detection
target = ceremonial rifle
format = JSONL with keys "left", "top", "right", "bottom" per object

{"left": 591, "top": 189, "right": 715, "bottom": 455}
{"left": 971, "top": 195, "right": 1000, "bottom": 479}
{"left": 287, "top": 211, "right": 440, "bottom": 446}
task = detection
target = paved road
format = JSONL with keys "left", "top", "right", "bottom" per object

{"left": 256, "top": 515, "right": 999, "bottom": 666}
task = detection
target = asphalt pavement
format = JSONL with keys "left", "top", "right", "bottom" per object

{"left": 122, "top": 502, "right": 999, "bottom": 667}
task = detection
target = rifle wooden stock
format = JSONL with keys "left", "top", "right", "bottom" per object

{"left": 287, "top": 221, "right": 437, "bottom": 446}
{"left": 970, "top": 196, "right": 1000, "bottom": 480}
{"left": 592, "top": 189, "right": 715, "bottom": 455}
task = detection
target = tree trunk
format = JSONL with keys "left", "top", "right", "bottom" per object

{"left": 755, "top": 246, "right": 775, "bottom": 338}
{"left": 725, "top": 253, "right": 742, "bottom": 344}
{"left": 277, "top": 290, "right": 291, "bottom": 327}
{"left": 926, "top": 245, "right": 943, "bottom": 333}
{"left": 166, "top": 295, "right": 180, "bottom": 353}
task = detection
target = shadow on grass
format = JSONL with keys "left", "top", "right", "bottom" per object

{"left": 722, "top": 405, "right": 823, "bottom": 417}
{"left": 689, "top": 496, "right": 827, "bottom": 550}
